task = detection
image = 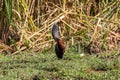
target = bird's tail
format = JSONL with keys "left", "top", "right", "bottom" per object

{"left": 52, "top": 24, "right": 59, "bottom": 41}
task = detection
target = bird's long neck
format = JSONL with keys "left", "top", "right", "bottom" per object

{"left": 52, "top": 24, "right": 59, "bottom": 41}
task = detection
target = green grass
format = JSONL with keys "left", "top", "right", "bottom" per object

{"left": 0, "top": 48, "right": 120, "bottom": 80}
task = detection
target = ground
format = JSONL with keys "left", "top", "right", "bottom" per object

{"left": 0, "top": 47, "right": 119, "bottom": 80}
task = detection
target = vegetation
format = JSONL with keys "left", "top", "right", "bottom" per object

{"left": 0, "top": 47, "right": 120, "bottom": 80}
{"left": 0, "top": 0, "right": 119, "bottom": 79}
{"left": 0, "top": 0, "right": 119, "bottom": 54}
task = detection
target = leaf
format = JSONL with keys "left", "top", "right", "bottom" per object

{"left": 5, "top": 0, "right": 12, "bottom": 25}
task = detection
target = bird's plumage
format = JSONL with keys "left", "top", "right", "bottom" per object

{"left": 52, "top": 24, "right": 65, "bottom": 59}
{"left": 52, "top": 24, "right": 59, "bottom": 41}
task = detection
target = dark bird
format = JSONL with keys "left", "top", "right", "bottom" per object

{"left": 52, "top": 24, "right": 65, "bottom": 59}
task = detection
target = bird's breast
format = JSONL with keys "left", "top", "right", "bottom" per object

{"left": 57, "top": 39, "right": 65, "bottom": 52}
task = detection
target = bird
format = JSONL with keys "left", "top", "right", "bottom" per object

{"left": 52, "top": 24, "right": 65, "bottom": 59}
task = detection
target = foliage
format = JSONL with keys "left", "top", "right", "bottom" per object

{"left": 0, "top": 0, "right": 120, "bottom": 54}
{"left": 0, "top": 48, "right": 119, "bottom": 80}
